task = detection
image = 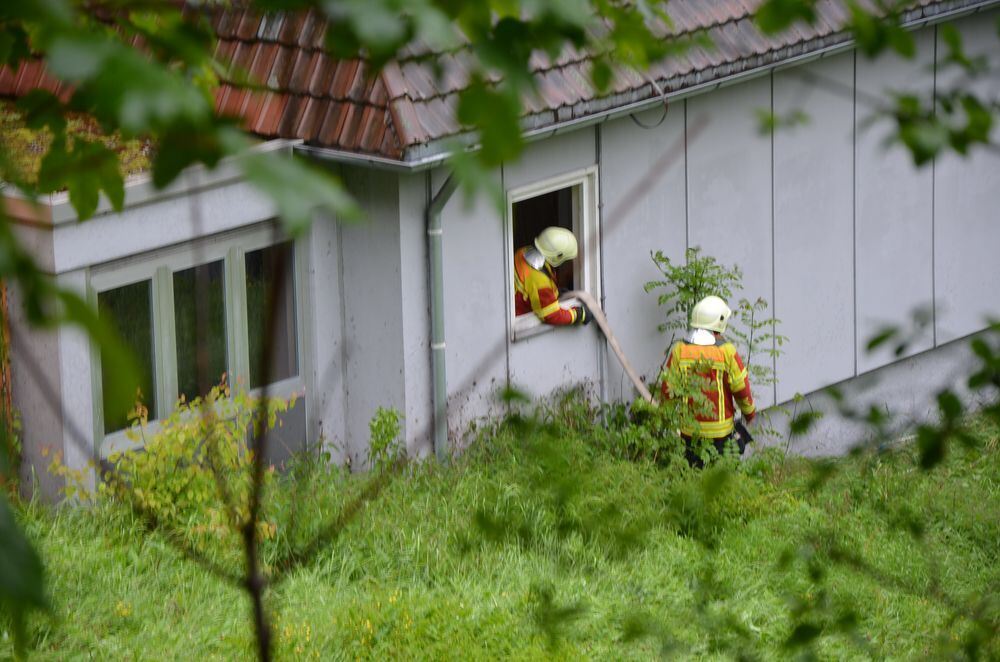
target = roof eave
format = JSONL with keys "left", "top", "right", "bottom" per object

{"left": 296, "top": 0, "right": 1000, "bottom": 172}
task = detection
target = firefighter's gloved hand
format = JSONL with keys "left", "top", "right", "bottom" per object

{"left": 572, "top": 305, "right": 593, "bottom": 326}
{"left": 744, "top": 411, "right": 756, "bottom": 425}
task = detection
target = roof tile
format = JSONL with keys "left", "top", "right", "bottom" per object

{"left": 1, "top": 0, "right": 980, "bottom": 162}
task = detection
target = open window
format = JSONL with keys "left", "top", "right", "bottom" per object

{"left": 507, "top": 167, "right": 600, "bottom": 341}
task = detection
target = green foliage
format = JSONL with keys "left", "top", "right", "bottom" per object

{"left": 0, "top": 492, "right": 46, "bottom": 658}
{"left": 644, "top": 247, "right": 741, "bottom": 335}
{"left": 7, "top": 414, "right": 998, "bottom": 659}
{"left": 80, "top": 385, "right": 295, "bottom": 559}
{"left": 755, "top": 0, "right": 818, "bottom": 35}
{"left": 367, "top": 407, "right": 402, "bottom": 471}
{"left": 644, "top": 246, "right": 786, "bottom": 392}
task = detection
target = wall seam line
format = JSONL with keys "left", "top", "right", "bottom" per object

{"left": 595, "top": 123, "right": 609, "bottom": 406}
{"left": 931, "top": 23, "right": 938, "bottom": 347}
{"left": 770, "top": 70, "right": 777, "bottom": 407}
{"left": 852, "top": 49, "right": 859, "bottom": 377}
{"left": 684, "top": 99, "right": 690, "bottom": 253}
{"left": 501, "top": 162, "right": 511, "bottom": 391}
{"left": 335, "top": 167, "right": 351, "bottom": 462}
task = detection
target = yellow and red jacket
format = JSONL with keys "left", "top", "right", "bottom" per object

{"left": 660, "top": 338, "right": 755, "bottom": 439}
{"left": 513, "top": 246, "right": 578, "bottom": 325}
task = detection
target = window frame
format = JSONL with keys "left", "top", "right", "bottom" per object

{"left": 505, "top": 166, "right": 601, "bottom": 342}
{"left": 89, "top": 223, "right": 306, "bottom": 458}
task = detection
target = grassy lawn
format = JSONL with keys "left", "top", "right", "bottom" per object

{"left": 6, "top": 415, "right": 999, "bottom": 660}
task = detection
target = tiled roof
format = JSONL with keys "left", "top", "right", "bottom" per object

{"left": 1, "top": 0, "right": 996, "bottom": 163}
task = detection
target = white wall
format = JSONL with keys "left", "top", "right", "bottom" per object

{"left": 933, "top": 14, "right": 1000, "bottom": 343}
{"left": 600, "top": 105, "right": 688, "bottom": 400}
{"left": 436, "top": 167, "right": 510, "bottom": 441}
{"left": 305, "top": 210, "right": 348, "bottom": 461}
{"left": 338, "top": 169, "right": 407, "bottom": 466}
{"left": 773, "top": 52, "right": 856, "bottom": 401}
{"left": 855, "top": 30, "right": 936, "bottom": 372}
{"left": 686, "top": 77, "right": 776, "bottom": 407}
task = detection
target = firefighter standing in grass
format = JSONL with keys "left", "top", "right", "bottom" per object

{"left": 660, "top": 295, "right": 756, "bottom": 467}
{"left": 514, "top": 227, "right": 591, "bottom": 326}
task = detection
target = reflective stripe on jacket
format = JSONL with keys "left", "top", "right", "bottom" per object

{"left": 513, "top": 247, "right": 577, "bottom": 325}
{"left": 661, "top": 339, "right": 755, "bottom": 438}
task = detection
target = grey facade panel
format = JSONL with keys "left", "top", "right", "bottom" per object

{"left": 854, "top": 30, "right": 936, "bottom": 373}
{"left": 686, "top": 77, "right": 776, "bottom": 408}
{"left": 599, "top": 105, "right": 688, "bottom": 399}
{"left": 773, "top": 53, "right": 857, "bottom": 402}
{"left": 933, "top": 15, "right": 1000, "bottom": 344}
{"left": 437, "top": 167, "right": 509, "bottom": 440}
{"left": 305, "top": 211, "right": 349, "bottom": 460}
{"left": 338, "top": 169, "right": 406, "bottom": 466}
{"left": 397, "top": 173, "right": 434, "bottom": 457}
{"left": 8, "top": 283, "right": 65, "bottom": 498}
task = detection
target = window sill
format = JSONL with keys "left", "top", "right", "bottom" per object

{"left": 511, "top": 296, "right": 581, "bottom": 342}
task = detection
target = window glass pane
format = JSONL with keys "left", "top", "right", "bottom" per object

{"left": 246, "top": 242, "right": 297, "bottom": 388}
{"left": 98, "top": 280, "right": 156, "bottom": 434}
{"left": 511, "top": 185, "right": 577, "bottom": 314}
{"left": 173, "top": 261, "right": 228, "bottom": 402}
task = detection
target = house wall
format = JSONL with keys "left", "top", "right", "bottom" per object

{"left": 8, "top": 146, "right": 317, "bottom": 495}
{"left": 430, "top": 13, "right": 1000, "bottom": 454}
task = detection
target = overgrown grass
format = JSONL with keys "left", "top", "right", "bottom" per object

{"left": 6, "top": 414, "right": 999, "bottom": 659}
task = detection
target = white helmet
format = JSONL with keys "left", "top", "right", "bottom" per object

{"left": 690, "top": 295, "right": 732, "bottom": 333}
{"left": 534, "top": 227, "right": 578, "bottom": 267}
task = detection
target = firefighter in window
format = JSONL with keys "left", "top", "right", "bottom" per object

{"left": 513, "top": 227, "right": 591, "bottom": 326}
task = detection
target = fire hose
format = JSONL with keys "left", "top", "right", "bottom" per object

{"left": 563, "top": 290, "right": 654, "bottom": 404}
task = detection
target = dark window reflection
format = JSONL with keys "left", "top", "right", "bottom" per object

{"left": 98, "top": 280, "right": 156, "bottom": 434}
{"left": 173, "top": 261, "right": 228, "bottom": 402}
{"left": 246, "top": 242, "right": 297, "bottom": 388}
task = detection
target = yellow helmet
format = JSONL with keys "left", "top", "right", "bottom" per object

{"left": 690, "top": 295, "right": 732, "bottom": 333}
{"left": 534, "top": 227, "right": 578, "bottom": 267}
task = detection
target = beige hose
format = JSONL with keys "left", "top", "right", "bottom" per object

{"left": 564, "top": 290, "right": 654, "bottom": 403}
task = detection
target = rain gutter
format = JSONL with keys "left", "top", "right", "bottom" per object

{"left": 293, "top": 0, "right": 1000, "bottom": 172}
{"left": 426, "top": 173, "right": 459, "bottom": 461}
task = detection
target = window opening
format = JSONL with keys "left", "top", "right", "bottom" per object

{"left": 98, "top": 279, "right": 156, "bottom": 433}
{"left": 511, "top": 185, "right": 578, "bottom": 312}
{"left": 246, "top": 241, "right": 298, "bottom": 388}
{"left": 173, "top": 260, "right": 228, "bottom": 402}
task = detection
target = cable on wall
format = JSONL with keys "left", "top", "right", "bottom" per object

{"left": 629, "top": 76, "right": 670, "bottom": 128}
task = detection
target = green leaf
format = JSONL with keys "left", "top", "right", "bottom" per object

{"left": 755, "top": 0, "right": 818, "bottom": 35}
{"left": 936, "top": 390, "right": 962, "bottom": 423}
{"left": 57, "top": 290, "right": 141, "bottom": 423}
{"left": 0, "top": 492, "right": 47, "bottom": 615}
{"left": 790, "top": 410, "right": 822, "bottom": 435}
{"left": 233, "top": 137, "right": 362, "bottom": 234}
{"left": 590, "top": 57, "right": 613, "bottom": 94}
{"left": 15, "top": 89, "right": 66, "bottom": 132}
{"left": 887, "top": 26, "right": 915, "bottom": 58}
{"left": 38, "top": 138, "right": 124, "bottom": 219}
{"left": 865, "top": 327, "right": 898, "bottom": 352}
{"left": 46, "top": 34, "right": 114, "bottom": 81}
{"left": 916, "top": 425, "right": 946, "bottom": 470}
{"left": 0, "top": 24, "right": 30, "bottom": 67}
{"left": 786, "top": 622, "right": 822, "bottom": 647}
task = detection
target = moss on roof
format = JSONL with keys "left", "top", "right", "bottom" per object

{"left": 1, "top": 100, "right": 153, "bottom": 186}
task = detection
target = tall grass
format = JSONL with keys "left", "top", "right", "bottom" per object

{"left": 6, "top": 412, "right": 999, "bottom": 659}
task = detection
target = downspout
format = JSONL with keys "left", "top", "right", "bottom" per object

{"left": 426, "top": 173, "right": 459, "bottom": 461}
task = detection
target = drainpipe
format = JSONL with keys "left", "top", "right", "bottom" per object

{"left": 426, "top": 173, "right": 459, "bottom": 461}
